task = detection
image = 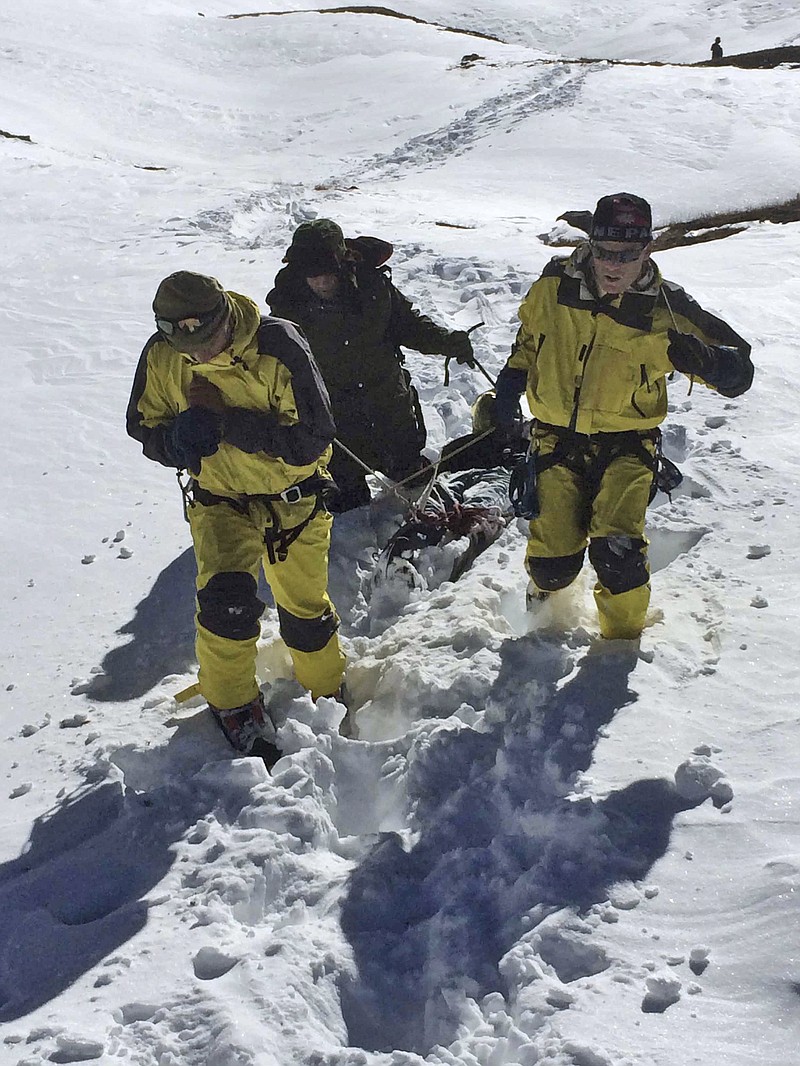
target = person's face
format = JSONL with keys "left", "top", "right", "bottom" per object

{"left": 589, "top": 240, "right": 652, "bottom": 296}
{"left": 306, "top": 273, "right": 340, "bottom": 300}
{"left": 188, "top": 314, "right": 233, "bottom": 363}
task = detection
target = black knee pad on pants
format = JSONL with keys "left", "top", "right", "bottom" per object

{"left": 589, "top": 536, "right": 648, "bottom": 595}
{"left": 277, "top": 604, "right": 339, "bottom": 653}
{"left": 526, "top": 549, "right": 585, "bottom": 592}
{"left": 197, "top": 571, "right": 265, "bottom": 640}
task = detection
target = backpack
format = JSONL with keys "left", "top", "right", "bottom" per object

{"left": 344, "top": 235, "right": 393, "bottom": 270}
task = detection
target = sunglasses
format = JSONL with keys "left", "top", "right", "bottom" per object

{"left": 589, "top": 241, "right": 648, "bottom": 264}
{"left": 155, "top": 302, "right": 226, "bottom": 337}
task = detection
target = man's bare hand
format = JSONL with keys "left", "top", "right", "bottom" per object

{"left": 188, "top": 376, "right": 226, "bottom": 413}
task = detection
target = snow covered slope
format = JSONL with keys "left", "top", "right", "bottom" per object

{"left": 1, "top": 1, "right": 799, "bottom": 1064}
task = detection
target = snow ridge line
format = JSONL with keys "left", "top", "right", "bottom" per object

{"left": 223, "top": 5, "right": 506, "bottom": 44}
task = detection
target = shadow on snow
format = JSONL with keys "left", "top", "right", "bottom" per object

{"left": 340, "top": 635, "right": 700, "bottom": 1054}
{"left": 0, "top": 780, "right": 174, "bottom": 1020}
{"left": 85, "top": 548, "right": 198, "bottom": 702}
{"left": 0, "top": 712, "right": 251, "bottom": 1022}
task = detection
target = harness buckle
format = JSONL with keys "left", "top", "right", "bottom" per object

{"left": 279, "top": 485, "right": 304, "bottom": 504}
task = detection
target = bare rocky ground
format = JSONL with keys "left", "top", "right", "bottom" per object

{"left": 699, "top": 45, "right": 800, "bottom": 69}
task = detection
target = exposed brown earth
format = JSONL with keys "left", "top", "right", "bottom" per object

{"left": 698, "top": 46, "right": 800, "bottom": 69}
{"left": 224, "top": 6, "right": 503, "bottom": 41}
{"left": 654, "top": 196, "right": 800, "bottom": 249}
{"left": 568, "top": 46, "right": 800, "bottom": 69}
{"left": 0, "top": 129, "right": 33, "bottom": 142}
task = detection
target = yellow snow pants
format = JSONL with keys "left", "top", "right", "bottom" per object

{"left": 525, "top": 431, "right": 655, "bottom": 640}
{"left": 188, "top": 494, "right": 345, "bottom": 710}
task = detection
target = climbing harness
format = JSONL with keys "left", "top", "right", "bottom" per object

{"left": 511, "top": 421, "right": 683, "bottom": 516}
{"left": 177, "top": 471, "right": 337, "bottom": 564}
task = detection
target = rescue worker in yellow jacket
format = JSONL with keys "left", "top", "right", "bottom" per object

{"left": 126, "top": 271, "right": 345, "bottom": 754}
{"left": 494, "top": 193, "right": 754, "bottom": 640}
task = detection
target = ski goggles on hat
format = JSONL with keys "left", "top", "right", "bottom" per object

{"left": 589, "top": 240, "right": 648, "bottom": 264}
{"left": 155, "top": 301, "right": 227, "bottom": 338}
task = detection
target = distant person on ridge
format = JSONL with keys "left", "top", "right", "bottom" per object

{"left": 492, "top": 192, "right": 753, "bottom": 641}
{"left": 711, "top": 36, "right": 723, "bottom": 60}
{"left": 126, "top": 271, "right": 345, "bottom": 757}
{"left": 266, "top": 219, "right": 477, "bottom": 512}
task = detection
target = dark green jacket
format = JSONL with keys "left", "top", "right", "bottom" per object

{"left": 266, "top": 239, "right": 453, "bottom": 451}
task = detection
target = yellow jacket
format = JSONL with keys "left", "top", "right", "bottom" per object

{"left": 126, "top": 293, "right": 334, "bottom": 496}
{"left": 502, "top": 244, "right": 752, "bottom": 435}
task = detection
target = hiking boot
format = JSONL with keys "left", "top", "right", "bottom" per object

{"left": 526, "top": 580, "right": 550, "bottom": 611}
{"left": 210, "top": 692, "right": 278, "bottom": 756}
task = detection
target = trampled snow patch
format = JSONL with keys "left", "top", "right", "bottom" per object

{"left": 2, "top": 1, "right": 800, "bottom": 1065}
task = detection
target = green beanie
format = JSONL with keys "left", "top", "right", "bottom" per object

{"left": 284, "top": 219, "right": 346, "bottom": 276}
{"left": 152, "top": 271, "right": 229, "bottom": 352}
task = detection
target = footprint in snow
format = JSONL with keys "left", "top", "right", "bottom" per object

{"left": 192, "top": 946, "right": 240, "bottom": 980}
{"left": 642, "top": 973, "right": 682, "bottom": 1013}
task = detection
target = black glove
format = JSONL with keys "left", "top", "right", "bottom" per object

{"left": 443, "top": 330, "right": 476, "bottom": 367}
{"left": 168, "top": 407, "right": 223, "bottom": 474}
{"left": 492, "top": 420, "right": 514, "bottom": 446}
{"left": 667, "top": 329, "right": 718, "bottom": 380}
{"left": 493, "top": 420, "right": 529, "bottom": 468}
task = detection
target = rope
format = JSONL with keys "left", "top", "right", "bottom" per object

{"left": 333, "top": 437, "right": 415, "bottom": 505}
{"left": 660, "top": 284, "right": 694, "bottom": 394}
{"left": 341, "top": 319, "right": 498, "bottom": 499}
{"left": 470, "top": 355, "right": 497, "bottom": 389}
{"left": 334, "top": 312, "right": 497, "bottom": 508}
{"left": 660, "top": 284, "right": 680, "bottom": 330}
{"left": 411, "top": 455, "right": 441, "bottom": 514}
{"left": 394, "top": 428, "right": 496, "bottom": 487}
{"left": 333, "top": 427, "right": 497, "bottom": 505}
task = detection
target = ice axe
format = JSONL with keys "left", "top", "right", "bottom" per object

{"left": 443, "top": 321, "right": 496, "bottom": 386}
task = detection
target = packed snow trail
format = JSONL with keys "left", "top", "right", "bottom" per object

{"left": 2, "top": 2, "right": 800, "bottom": 1064}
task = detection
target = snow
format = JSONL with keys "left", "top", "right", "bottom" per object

{"left": 1, "top": 1, "right": 800, "bottom": 1063}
